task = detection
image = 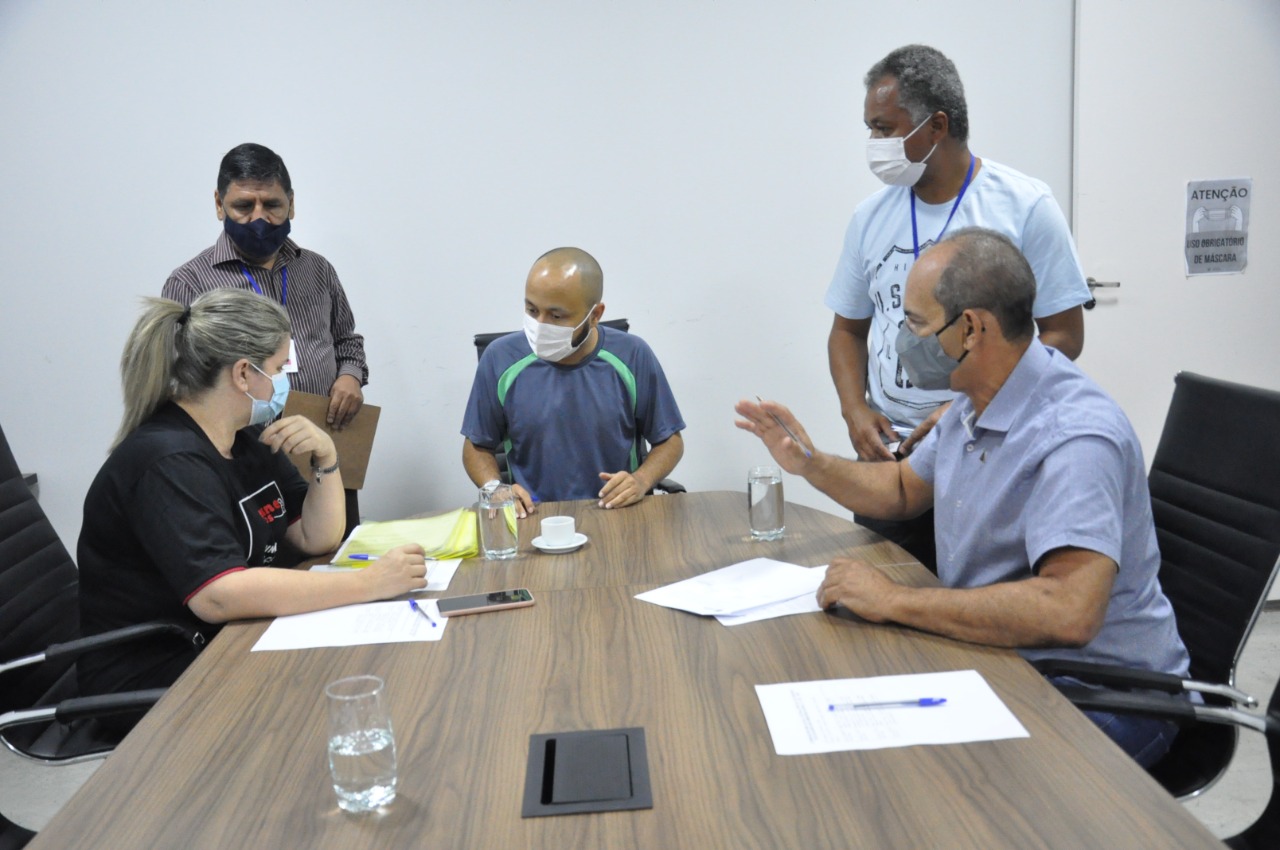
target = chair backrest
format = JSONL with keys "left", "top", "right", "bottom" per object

{"left": 0, "top": 421, "right": 80, "bottom": 715}
{"left": 1149, "top": 372, "right": 1280, "bottom": 687}
{"left": 473, "top": 317, "right": 631, "bottom": 362}
{"left": 1147, "top": 372, "right": 1280, "bottom": 797}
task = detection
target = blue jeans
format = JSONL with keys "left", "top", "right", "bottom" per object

{"left": 1084, "top": 708, "right": 1180, "bottom": 768}
{"left": 1050, "top": 676, "right": 1180, "bottom": 768}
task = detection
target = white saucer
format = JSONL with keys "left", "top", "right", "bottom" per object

{"left": 532, "top": 532, "right": 589, "bottom": 553}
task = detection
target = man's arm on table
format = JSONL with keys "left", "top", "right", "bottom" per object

{"left": 734, "top": 398, "right": 930, "bottom": 520}
{"left": 598, "top": 431, "right": 684, "bottom": 509}
{"left": 828, "top": 315, "right": 897, "bottom": 461}
{"left": 818, "top": 546, "right": 1116, "bottom": 648}
{"left": 462, "top": 437, "right": 535, "bottom": 517}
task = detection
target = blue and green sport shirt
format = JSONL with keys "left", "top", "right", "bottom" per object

{"left": 461, "top": 326, "right": 685, "bottom": 502}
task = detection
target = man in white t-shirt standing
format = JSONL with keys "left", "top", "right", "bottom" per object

{"left": 826, "top": 44, "right": 1090, "bottom": 573}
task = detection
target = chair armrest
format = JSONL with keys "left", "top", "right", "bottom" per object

{"left": 1032, "top": 658, "right": 1258, "bottom": 708}
{"left": 1053, "top": 684, "right": 1202, "bottom": 724}
{"left": 45, "top": 622, "right": 203, "bottom": 665}
{"left": 1031, "top": 658, "right": 1188, "bottom": 694}
{"left": 56, "top": 689, "right": 167, "bottom": 724}
{"left": 654, "top": 478, "right": 686, "bottom": 495}
{"left": 0, "top": 688, "right": 165, "bottom": 734}
{"left": 1053, "top": 684, "right": 1271, "bottom": 735}
{"left": 1, "top": 622, "right": 204, "bottom": 676}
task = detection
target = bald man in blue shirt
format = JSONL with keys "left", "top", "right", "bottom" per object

{"left": 736, "top": 227, "right": 1187, "bottom": 768}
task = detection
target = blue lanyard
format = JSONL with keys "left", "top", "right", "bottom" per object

{"left": 910, "top": 155, "right": 976, "bottom": 259}
{"left": 240, "top": 265, "right": 288, "bottom": 306}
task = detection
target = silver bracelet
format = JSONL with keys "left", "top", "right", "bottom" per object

{"left": 311, "top": 455, "right": 340, "bottom": 484}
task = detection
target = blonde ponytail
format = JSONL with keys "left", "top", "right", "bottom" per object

{"left": 112, "top": 290, "right": 290, "bottom": 450}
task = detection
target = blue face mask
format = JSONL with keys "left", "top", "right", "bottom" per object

{"left": 246, "top": 363, "right": 290, "bottom": 426}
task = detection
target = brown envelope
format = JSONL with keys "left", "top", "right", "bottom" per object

{"left": 280, "top": 390, "right": 380, "bottom": 490}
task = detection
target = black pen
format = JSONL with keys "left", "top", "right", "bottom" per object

{"left": 756, "top": 396, "right": 812, "bottom": 458}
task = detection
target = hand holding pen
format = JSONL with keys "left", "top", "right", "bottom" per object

{"left": 733, "top": 397, "right": 815, "bottom": 469}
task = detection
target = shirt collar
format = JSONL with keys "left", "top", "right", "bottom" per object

{"left": 973, "top": 339, "right": 1052, "bottom": 435}
{"left": 210, "top": 229, "right": 301, "bottom": 269}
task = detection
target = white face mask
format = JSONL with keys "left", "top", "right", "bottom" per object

{"left": 865, "top": 114, "right": 938, "bottom": 187}
{"left": 523, "top": 305, "right": 596, "bottom": 362}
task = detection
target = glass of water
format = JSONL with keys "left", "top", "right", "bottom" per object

{"left": 748, "top": 465, "right": 785, "bottom": 540}
{"left": 325, "top": 675, "right": 397, "bottom": 813}
{"left": 478, "top": 480, "right": 519, "bottom": 559}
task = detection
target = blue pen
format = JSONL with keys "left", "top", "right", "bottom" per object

{"left": 828, "top": 698, "right": 946, "bottom": 711}
{"left": 347, "top": 554, "right": 379, "bottom": 561}
{"left": 408, "top": 598, "right": 439, "bottom": 628}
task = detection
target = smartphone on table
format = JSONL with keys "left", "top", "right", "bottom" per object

{"left": 436, "top": 588, "right": 535, "bottom": 617}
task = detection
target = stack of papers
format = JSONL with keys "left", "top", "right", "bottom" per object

{"left": 634, "top": 558, "right": 825, "bottom": 626}
{"left": 332, "top": 509, "right": 478, "bottom": 564}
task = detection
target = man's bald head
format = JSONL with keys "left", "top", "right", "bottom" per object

{"left": 530, "top": 247, "right": 604, "bottom": 305}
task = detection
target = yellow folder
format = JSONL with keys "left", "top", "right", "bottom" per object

{"left": 331, "top": 508, "right": 478, "bottom": 565}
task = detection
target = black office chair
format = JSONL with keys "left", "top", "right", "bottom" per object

{"left": 1034, "top": 372, "right": 1280, "bottom": 799}
{"left": 472, "top": 318, "right": 686, "bottom": 495}
{"left": 1218, "top": 681, "right": 1280, "bottom": 850}
{"left": 0, "top": 421, "right": 193, "bottom": 849}
{"left": 1057, "top": 669, "right": 1280, "bottom": 849}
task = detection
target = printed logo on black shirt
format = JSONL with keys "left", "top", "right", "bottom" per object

{"left": 238, "top": 481, "right": 288, "bottom": 565}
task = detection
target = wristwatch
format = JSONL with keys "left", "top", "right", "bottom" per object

{"left": 311, "top": 455, "right": 341, "bottom": 484}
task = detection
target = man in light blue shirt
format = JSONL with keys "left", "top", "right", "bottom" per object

{"left": 825, "top": 45, "right": 1092, "bottom": 573}
{"left": 737, "top": 227, "right": 1187, "bottom": 768}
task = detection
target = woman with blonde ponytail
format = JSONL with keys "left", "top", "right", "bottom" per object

{"left": 78, "top": 290, "right": 425, "bottom": 724}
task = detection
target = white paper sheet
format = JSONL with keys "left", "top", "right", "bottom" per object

{"left": 634, "top": 558, "right": 823, "bottom": 616}
{"left": 755, "top": 669, "right": 1028, "bottom": 755}
{"left": 309, "top": 558, "right": 461, "bottom": 593}
{"left": 251, "top": 599, "right": 447, "bottom": 652}
{"left": 715, "top": 590, "right": 823, "bottom": 626}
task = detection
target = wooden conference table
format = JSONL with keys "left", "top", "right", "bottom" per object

{"left": 30, "top": 492, "right": 1222, "bottom": 849}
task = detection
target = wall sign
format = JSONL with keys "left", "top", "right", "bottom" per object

{"left": 1185, "top": 178, "right": 1251, "bottom": 275}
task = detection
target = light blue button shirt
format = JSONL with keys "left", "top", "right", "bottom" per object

{"left": 908, "top": 341, "right": 1189, "bottom": 674}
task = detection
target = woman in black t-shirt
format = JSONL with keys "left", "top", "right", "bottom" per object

{"left": 78, "top": 289, "right": 426, "bottom": 709}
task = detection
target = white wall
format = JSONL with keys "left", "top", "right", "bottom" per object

{"left": 0, "top": 0, "right": 1074, "bottom": 547}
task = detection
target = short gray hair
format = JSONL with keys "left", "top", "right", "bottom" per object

{"left": 114, "top": 289, "right": 291, "bottom": 449}
{"left": 934, "top": 228, "right": 1035, "bottom": 341}
{"left": 865, "top": 45, "right": 969, "bottom": 143}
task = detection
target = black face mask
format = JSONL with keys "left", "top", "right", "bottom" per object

{"left": 224, "top": 216, "right": 291, "bottom": 260}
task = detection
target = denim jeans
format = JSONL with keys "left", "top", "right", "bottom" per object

{"left": 1050, "top": 675, "right": 1180, "bottom": 768}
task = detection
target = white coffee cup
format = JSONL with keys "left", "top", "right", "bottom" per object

{"left": 541, "top": 516, "right": 576, "bottom": 547}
